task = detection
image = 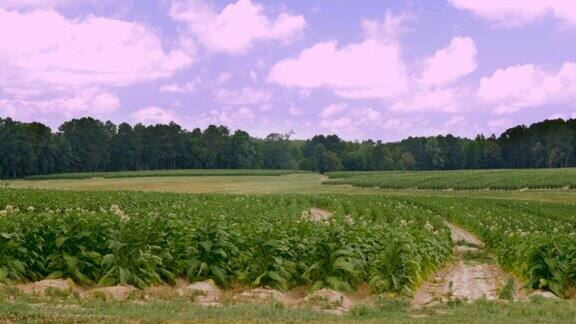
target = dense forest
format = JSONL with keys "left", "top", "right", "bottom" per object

{"left": 0, "top": 117, "right": 575, "bottom": 178}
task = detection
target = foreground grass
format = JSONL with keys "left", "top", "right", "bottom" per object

{"left": 1, "top": 292, "right": 575, "bottom": 323}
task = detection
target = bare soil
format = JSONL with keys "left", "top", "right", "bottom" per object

{"left": 302, "top": 208, "right": 333, "bottom": 222}
{"left": 305, "top": 288, "right": 356, "bottom": 314}
{"left": 17, "top": 279, "right": 77, "bottom": 295}
{"left": 90, "top": 285, "right": 137, "bottom": 300}
{"left": 412, "top": 223, "right": 520, "bottom": 308}
{"left": 446, "top": 223, "right": 483, "bottom": 248}
{"left": 234, "top": 287, "right": 294, "bottom": 305}
{"left": 177, "top": 280, "right": 222, "bottom": 306}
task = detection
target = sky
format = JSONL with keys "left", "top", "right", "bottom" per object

{"left": 1, "top": 0, "right": 576, "bottom": 141}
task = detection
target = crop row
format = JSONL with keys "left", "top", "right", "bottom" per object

{"left": 414, "top": 197, "right": 576, "bottom": 296}
{"left": 0, "top": 189, "right": 451, "bottom": 294}
{"left": 325, "top": 168, "right": 576, "bottom": 190}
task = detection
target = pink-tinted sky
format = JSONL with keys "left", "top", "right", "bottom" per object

{"left": 1, "top": 0, "right": 575, "bottom": 140}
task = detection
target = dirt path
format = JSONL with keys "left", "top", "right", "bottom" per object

{"left": 412, "top": 223, "right": 516, "bottom": 308}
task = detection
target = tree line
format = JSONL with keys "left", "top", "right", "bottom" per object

{"left": 0, "top": 117, "right": 575, "bottom": 178}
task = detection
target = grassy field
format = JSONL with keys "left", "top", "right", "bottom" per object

{"left": 326, "top": 168, "right": 576, "bottom": 190}
{"left": 11, "top": 174, "right": 347, "bottom": 194}
{"left": 25, "top": 169, "right": 308, "bottom": 180}
{"left": 8, "top": 173, "right": 576, "bottom": 203}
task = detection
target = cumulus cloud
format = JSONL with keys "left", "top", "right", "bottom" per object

{"left": 446, "top": 115, "right": 468, "bottom": 127}
{"left": 319, "top": 104, "right": 347, "bottom": 118}
{"left": 130, "top": 106, "right": 179, "bottom": 125}
{"left": 0, "top": 88, "right": 120, "bottom": 122}
{"left": 390, "top": 88, "right": 462, "bottom": 113}
{"left": 419, "top": 36, "right": 477, "bottom": 86}
{"left": 0, "top": 8, "right": 192, "bottom": 122}
{"left": 269, "top": 39, "right": 407, "bottom": 99}
{"left": 392, "top": 36, "right": 477, "bottom": 113}
{"left": 361, "top": 10, "right": 413, "bottom": 41}
{"left": 381, "top": 117, "right": 415, "bottom": 131}
{"left": 0, "top": 9, "right": 192, "bottom": 90}
{"left": 268, "top": 12, "right": 413, "bottom": 99}
{"left": 318, "top": 104, "right": 382, "bottom": 138}
{"left": 288, "top": 106, "right": 304, "bottom": 116}
{"left": 170, "top": 0, "right": 305, "bottom": 55}
{"left": 269, "top": 10, "right": 476, "bottom": 115}
{"left": 217, "top": 72, "right": 233, "bottom": 85}
{"left": 213, "top": 87, "right": 272, "bottom": 106}
{"left": 191, "top": 106, "right": 256, "bottom": 129}
{"left": 478, "top": 62, "right": 576, "bottom": 114}
{"left": 448, "top": 0, "right": 576, "bottom": 27}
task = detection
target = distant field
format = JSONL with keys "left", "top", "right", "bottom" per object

{"left": 325, "top": 168, "right": 576, "bottom": 190}
{"left": 11, "top": 174, "right": 352, "bottom": 194}
{"left": 25, "top": 169, "right": 308, "bottom": 180}
{"left": 9, "top": 173, "right": 576, "bottom": 203}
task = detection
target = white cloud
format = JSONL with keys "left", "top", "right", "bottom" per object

{"left": 298, "top": 89, "right": 312, "bottom": 98}
{"left": 259, "top": 104, "right": 273, "bottom": 112}
{"left": 170, "top": 0, "right": 305, "bottom": 55}
{"left": 446, "top": 115, "right": 468, "bottom": 127}
{"left": 131, "top": 106, "right": 179, "bottom": 125}
{"left": 237, "top": 106, "right": 256, "bottom": 119}
{"left": 419, "top": 36, "right": 477, "bottom": 86}
{"left": 361, "top": 10, "right": 413, "bottom": 41}
{"left": 319, "top": 104, "right": 347, "bottom": 118}
{"left": 0, "top": 88, "right": 120, "bottom": 121}
{"left": 448, "top": 0, "right": 576, "bottom": 27}
{"left": 217, "top": 72, "right": 232, "bottom": 85}
{"left": 381, "top": 117, "right": 414, "bottom": 131}
{"left": 191, "top": 106, "right": 256, "bottom": 129}
{"left": 0, "top": 9, "right": 192, "bottom": 90}
{"left": 390, "top": 88, "right": 462, "bottom": 113}
{"left": 249, "top": 70, "right": 258, "bottom": 82}
{"left": 392, "top": 36, "right": 476, "bottom": 113}
{"left": 160, "top": 81, "right": 197, "bottom": 94}
{"left": 268, "top": 12, "right": 411, "bottom": 99}
{"left": 213, "top": 87, "right": 272, "bottom": 105}
{"left": 487, "top": 118, "right": 514, "bottom": 132}
{"left": 478, "top": 62, "right": 576, "bottom": 114}
{"left": 269, "top": 39, "right": 407, "bottom": 99}
{"left": 318, "top": 106, "right": 382, "bottom": 138}
{"left": 269, "top": 13, "right": 475, "bottom": 115}
{"left": 288, "top": 106, "right": 304, "bottom": 116}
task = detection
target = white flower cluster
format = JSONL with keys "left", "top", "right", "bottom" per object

{"left": 0, "top": 205, "right": 19, "bottom": 217}
{"left": 110, "top": 204, "right": 130, "bottom": 222}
